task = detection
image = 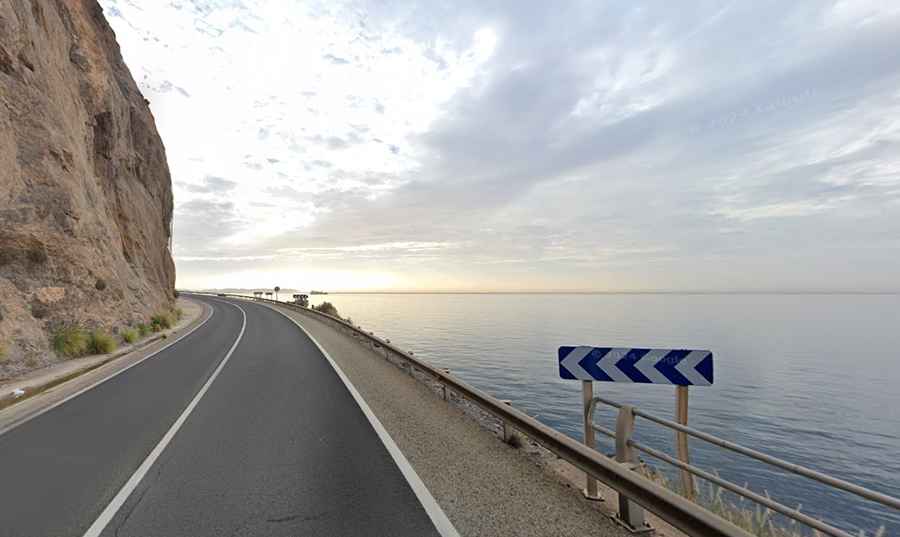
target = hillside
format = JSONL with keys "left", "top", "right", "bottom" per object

{"left": 0, "top": 0, "right": 175, "bottom": 377}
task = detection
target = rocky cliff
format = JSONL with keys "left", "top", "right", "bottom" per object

{"left": 0, "top": 0, "right": 175, "bottom": 378}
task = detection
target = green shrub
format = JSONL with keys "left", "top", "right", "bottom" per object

{"left": 53, "top": 327, "right": 89, "bottom": 358}
{"left": 88, "top": 330, "right": 117, "bottom": 354}
{"left": 150, "top": 312, "right": 174, "bottom": 332}
{"left": 137, "top": 323, "right": 150, "bottom": 337}
{"left": 313, "top": 301, "right": 340, "bottom": 318}
{"left": 121, "top": 328, "right": 138, "bottom": 344}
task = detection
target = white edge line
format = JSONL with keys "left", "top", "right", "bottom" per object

{"left": 81, "top": 300, "right": 248, "bottom": 537}
{"left": 0, "top": 300, "right": 216, "bottom": 438}
{"left": 261, "top": 301, "right": 461, "bottom": 537}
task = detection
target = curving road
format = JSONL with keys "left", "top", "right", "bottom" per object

{"left": 0, "top": 295, "right": 450, "bottom": 537}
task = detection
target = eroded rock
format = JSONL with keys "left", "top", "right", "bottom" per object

{"left": 0, "top": 1, "right": 175, "bottom": 378}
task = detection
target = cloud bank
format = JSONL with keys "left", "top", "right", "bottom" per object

{"left": 101, "top": 0, "right": 900, "bottom": 291}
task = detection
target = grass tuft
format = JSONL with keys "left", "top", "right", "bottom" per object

{"left": 150, "top": 312, "right": 175, "bottom": 332}
{"left": 637, "top": 466, "right": 886, "bottom": 537}
{"left": 53, "top": 327, "right": 90, "bottom": 358}
{"left": 137, "top": 323, "right": 150, "bottom": 337}
{"left": 88, "top": 330, "right": 117, "bottom": 354}
{"left": 0, "top": 342, "right": 7, "bottom": 362}
{"left": 121, "top": 328, "right": 138, "bottom": 344}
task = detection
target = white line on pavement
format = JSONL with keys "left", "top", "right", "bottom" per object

{"left": 264, "top": 302, "right": 461, "bottom": 537}
{"left": 0, "top": 301, "right": 215, "bottom": 438}
{"left": 81, "top": 300, "right": 247, "bottom": 537}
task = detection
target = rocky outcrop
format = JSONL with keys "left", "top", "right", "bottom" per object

{"left": 0, "top": 1, "right": 175, "bottom": 378}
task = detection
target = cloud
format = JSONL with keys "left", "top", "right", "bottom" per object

{"left": 102, "top": 0, "right": 900, "bottom": 291}
{"left": 322, "top": 53, "right": 351, "bottom": 65}
{"left": 184, "top": 175, "right": 238, "bottom": 194}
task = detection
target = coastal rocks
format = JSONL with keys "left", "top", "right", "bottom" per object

{"left": 0, "top": 1, "right": 175, "bottom": 378}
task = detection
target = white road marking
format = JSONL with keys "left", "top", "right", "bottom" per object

{"left": 81, "top": 300, "right": 247, "bottom": 537}
{"left": 263, "top": 302, "right": 461, "bottom": 537}
{"left": 0, "top": 301, "right": 215, "bottom": 438}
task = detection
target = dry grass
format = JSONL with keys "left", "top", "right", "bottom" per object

{"left": 150, "top": 312, "right": 175, "bottom": 332}
{"left": 121, "top": 328, "right": 138, "bottom": 344}
{"left": 52, "top": 327, "right": 90, "bottom": 358}
{"left": 88, "top": 330, "right": 117, "bottom": 354}
{"left": 638, "top": 465, "right": 886, "bottom": 537}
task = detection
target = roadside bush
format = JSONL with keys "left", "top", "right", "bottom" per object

{"left": 174, "top": 307, "right": 184, "bottom": 320}
{"left": 121, "top": 328, "right": 138, "bottom": 344}
{"left": 150, "top": 312, "right": 175, "bottom": 332}
{"left": 313, "top": 301, "right": 340, "bottom": 318}
{"left": 88, "top": 330, "right": 117, "bottom": 354}
{"left": 53, "top": 327, "right": 89, "bottom": 358}
{"left": 137, "top": 323, "right": 150, "bottom": 337}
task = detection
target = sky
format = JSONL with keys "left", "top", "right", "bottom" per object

{"left": 99, "top": 0, "right": 900, "bottom": 292}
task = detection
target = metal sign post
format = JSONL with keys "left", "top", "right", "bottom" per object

{"left": 558, "top": 346, "right": 714, "bottom": 530}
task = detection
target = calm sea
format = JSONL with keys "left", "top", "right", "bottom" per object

{"left": 304, "top": 293, "right": 899, "bottom": 534}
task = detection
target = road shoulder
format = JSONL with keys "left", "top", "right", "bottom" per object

{"left": 0, "top": 298, "right": 211, "bottom": 435}
{"left": 265, "top": 301, "right": 630, "bottom": 537}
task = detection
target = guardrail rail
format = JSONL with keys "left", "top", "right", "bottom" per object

{"left": 587, "top": 397, "right": 898, "bottom": 537}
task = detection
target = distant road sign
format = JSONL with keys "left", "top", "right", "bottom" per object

{"left": 558, "top": 347, "right": 713, "bottom": 386}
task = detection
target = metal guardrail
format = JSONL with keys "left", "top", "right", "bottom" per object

{"left": 214, "top": 293, "right": 756, "bottom": 537}
{"left": 588, "top": 397, "right": 899, "bottom": 537}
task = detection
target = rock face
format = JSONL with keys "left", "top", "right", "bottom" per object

{"left": 0, "top": 0, "right": 175, "bottom": 378}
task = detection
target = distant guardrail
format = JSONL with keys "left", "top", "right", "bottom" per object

{"left": 206, "top": 292, "right": 757, "bottom": 537}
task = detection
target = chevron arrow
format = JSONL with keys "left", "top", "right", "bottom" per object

{"left": 558, "top": 346, "right": 713, "bottom": 386}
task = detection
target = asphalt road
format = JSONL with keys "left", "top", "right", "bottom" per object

{"left": 0, "top": 296, "right": 446, "bottom": 537}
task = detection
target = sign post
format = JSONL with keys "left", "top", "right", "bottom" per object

{"left": 675, "top": 385, "right": 694, "bottom": 500}
{"left": 582, "top": 380, "right": 602, "bottom": 500}
{"left": 558, "top": 346, "right": 713, "bottom": 528}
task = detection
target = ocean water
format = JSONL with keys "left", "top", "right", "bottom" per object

{"left": 304, "top": 293, "right": 900, "bottom": 534}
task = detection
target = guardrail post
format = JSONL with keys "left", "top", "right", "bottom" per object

{"left": 500, "top": 399, "right": 513, "bottom": 442}
{"left": 440, "top": 368, "right": 451, "bottom": 401}
{"left": 675, "top": 386, "right": 695, "bottom": 500}
{"left": 616, "top": 405, "right": 650, "bottom": 533}
{"left": 582, "top": 381, "right": 602, "bottom": 500}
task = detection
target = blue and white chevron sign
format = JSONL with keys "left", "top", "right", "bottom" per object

{"left": 558, "top": 347, "right": 714, "bottom": 386}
